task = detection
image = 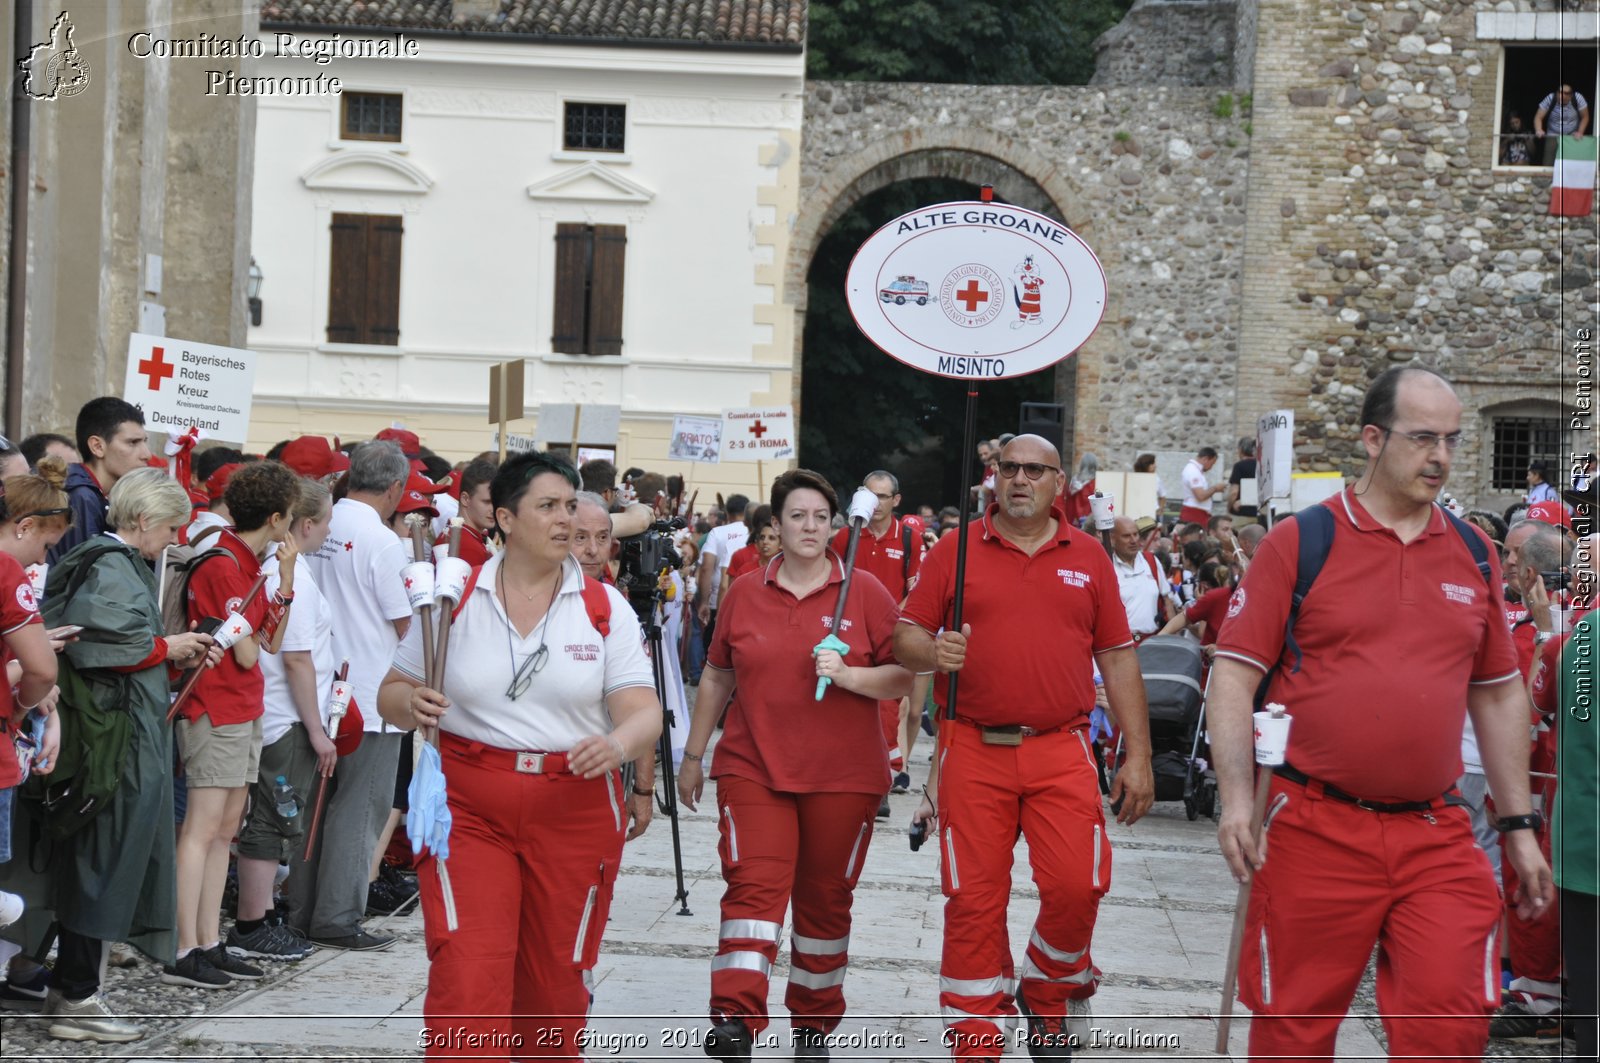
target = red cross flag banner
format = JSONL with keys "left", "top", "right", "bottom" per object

{"left": 845, "top": 200, "right": 1107, "bottom": 379}
{"left": 719, "top": 406, "right": 795, "bottom": 463}
{"left": 123, "top": 332, "right": 258, "bottom": 443}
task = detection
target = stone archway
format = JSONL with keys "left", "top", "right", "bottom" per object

{"left": 792, "top": 84, "right": 1097, "bottom": 455}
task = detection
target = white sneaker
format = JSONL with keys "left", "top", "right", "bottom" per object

{"left": 0, "top": 891, "right": 23, "bottom": 928}
{"left": 1066, "top": 997, "right": 1093, "bottom": 1047}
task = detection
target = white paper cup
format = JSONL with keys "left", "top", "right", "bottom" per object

{"left": 402, "top": 561, "right": 436, "bottom": 611}
{"left": 435, "top": 555, "right": 472, "bottom": 603}
{"left": 1252, "top": 710, "right": 1293, "bottom": 766}
{"left": 212, "top": 612, "right": 254, "bottom": 651}
{"left": 1089, "top": 491, "right": 1116, "bottom": 531}
{"left": 326, "top": 680, "right": 353, "bottom": 738}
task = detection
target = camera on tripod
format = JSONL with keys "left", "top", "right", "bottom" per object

{"left": 616, "top": 518, "right": 684, "bottom": 618}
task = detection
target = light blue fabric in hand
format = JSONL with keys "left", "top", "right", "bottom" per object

{"left": 813, "top": 633, "right": 851, "bottom": 701}
{"left": 407, "top": 741, "right": 453, "bottom": 861}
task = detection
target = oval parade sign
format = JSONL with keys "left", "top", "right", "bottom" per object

{"left": 844, "top": 201, "right": 1107, "bottom": 380}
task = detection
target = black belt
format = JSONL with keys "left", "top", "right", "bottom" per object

{"left": 1272, "top": 762, "right": 1465, "bottom": 814}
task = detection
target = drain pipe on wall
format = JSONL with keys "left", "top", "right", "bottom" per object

{"left": 4, "top": 0, "right": 31, "bottom": 436}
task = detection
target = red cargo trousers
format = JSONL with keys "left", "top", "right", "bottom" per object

{"left": 710, "top": 776, "right": 880, "bottom": 1038}
{"left": 936, "top": 722, "right": 1110, "bottom": 1060}
{"left": 418, "top": 735, "right": 626, "bottom": 1061}
{"left": 1240, "top": 775, "right": 1502, "bottom": 1061}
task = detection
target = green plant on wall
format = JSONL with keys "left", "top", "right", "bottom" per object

{"left": 1214, "top": 92, "right": 1235, "bottom": 119}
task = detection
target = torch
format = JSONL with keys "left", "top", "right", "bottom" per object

{"left": 814, "top": 486, "right": 879, "bottom": 700}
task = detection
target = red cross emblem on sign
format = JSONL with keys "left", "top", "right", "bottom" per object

{"left": 955, "top": 280, "right": 989, "bottom": 313}
{"left": 749, "top": 420, "right": 768, "bottom": 439}
{"left": 139, "top": 346, "right": 175, "bottom": 391}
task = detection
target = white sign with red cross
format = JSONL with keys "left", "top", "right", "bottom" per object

{"left": 123, "top": 333, "right": 257, "bottom": 443}
{"left": 844, "top": 201, "right": 1108, "bottom": 381}
{"left": 720, "top": 406, "right": 795, "bottom": 463}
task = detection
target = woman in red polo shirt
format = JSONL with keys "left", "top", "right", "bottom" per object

{"left": 678, "top": 469, "right": 912, "bottom": 1062}
{"left": 723, "top": 506, "right": 778, "bottom": 587}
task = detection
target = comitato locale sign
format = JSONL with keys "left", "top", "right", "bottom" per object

{"left": 844, "top": 200, "right": 1107, "bottom": 380}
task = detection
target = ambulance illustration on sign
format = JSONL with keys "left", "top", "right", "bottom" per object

{"left": 878, "top": 275, "right": 929, "bottom": 306}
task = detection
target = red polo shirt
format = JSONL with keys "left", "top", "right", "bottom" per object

{"left": 1185, "top": 585, "right": 1233, "bottom": 647}
{"left": 899, "top": 504, "right": 1133, "bottom": 731}
{"left": 725, "top": 543, "right": 762, "bottom": 583}
{"left": 182, "top": 528, "right": 267, "bottom": 726}
{"left": 456, "top": 524, "right": 492, "bottom": 569}
{"left": 706, "top": 552, "right": 900, "bottom": 795}
{"left": 0, "top": 553, "right": 43, "bottom": 788}
{"left": 830, "top": 515, "right": 924, "bottom": 601}
{"left": 1214, "top": 490, "right": 1519, "bottom": 802}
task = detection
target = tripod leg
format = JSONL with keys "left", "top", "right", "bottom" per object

{"left": 647, "top": 620, "right": 693, "bottom": 916}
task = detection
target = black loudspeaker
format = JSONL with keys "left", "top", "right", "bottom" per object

{"left": 1018, "top": 402, "right": 1066, "bottom": 455}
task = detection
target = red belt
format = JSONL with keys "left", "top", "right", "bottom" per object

{"left": 441, "top": 731, "right": 570, "bottom": 774}
{"left": 954, "top": 715, "right": 1070, "bottom": 739}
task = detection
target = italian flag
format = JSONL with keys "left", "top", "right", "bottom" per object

{"left": 1550, "top": 135, "right": 1596, "bottom": 217}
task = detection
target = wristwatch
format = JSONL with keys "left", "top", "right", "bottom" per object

{"left": 1493, "top": 812, "right": 1544, "bottom": 833}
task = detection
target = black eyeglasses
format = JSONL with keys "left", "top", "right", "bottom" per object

{"left": 996, "top": 461, "right": 1062, "bottom": 481}
{"left": 506, "top": 643, "right": 549, "bottom": 699}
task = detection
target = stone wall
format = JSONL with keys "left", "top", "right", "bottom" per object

{"left": 1237, "top": 0, "right": 1595, "bottom": 508}
{"left": 1092, "top": 0, "right": 1241, "bottom": 88}
{"left": 796, "top": 81, "right": 1256, "bottom": 468}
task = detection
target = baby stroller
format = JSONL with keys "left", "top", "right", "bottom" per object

{"left": 1108, "top": 634, "right": 1216, "bottom": 820}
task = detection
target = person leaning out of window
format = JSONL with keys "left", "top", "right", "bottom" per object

{"left": 1534, "top": 83, "right": 1591, "bottom": 166}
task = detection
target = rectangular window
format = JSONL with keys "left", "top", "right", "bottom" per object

{"left": 563, "top": 102, "right": 626, "bottom": 153}
{"left": 342, "top": 92, "right": 403, "bottom": 142}
{"left": 327, "top": 213, "right": 403, "bottom": 346}
{"left": 1494, "top": 45, "right": 1597, "bottom": 168}
{"left": 552, "top": 223, "right": 626, "bottom": 356}
{"left": 1492, "top": 416, "right": 1564, "bottom": 490}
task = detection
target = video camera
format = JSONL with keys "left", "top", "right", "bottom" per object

{"left": 616, "top": 518, "right": 684, "bottom": 618}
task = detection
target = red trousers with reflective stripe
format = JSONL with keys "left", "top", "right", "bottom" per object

{"left": 880, "top": 700, "right": 904, "bottom": 771}
{"left": 1500, "top": 784, "right": 1562, "bottom": 983}
{"left": 711, "top": 776, "right": 879, "bottom": 1036}
{"left": 936, "top": 723, "right": 1109, "bottom": 1060}
{"left": 1240, "top": 775, "right": 1502, "bottom": 1061}
{"left": 418, "top": 737, "right": 626, "bottom": 1060}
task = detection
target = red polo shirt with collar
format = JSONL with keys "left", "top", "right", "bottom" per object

{"left": 706, "top": 552, "right": 900, "bottom": 795}
{"left": 182, "top": 527, "right": 268, "bottom": 725}
{"left": 899, "top": 503, "right": 1133, "bottom": 731}
{"left": 830, "top": 515, "right": 924, "bottom": 602}
{"left": 1214, "top": 489, "right": 1519, "bottom": 802}
{"left": 457, "top": 524, "right": 492, "bottom": 569}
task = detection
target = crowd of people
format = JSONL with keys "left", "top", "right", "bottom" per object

{"left": 0, "top": 366, "right": 1593, "bottom": 1061}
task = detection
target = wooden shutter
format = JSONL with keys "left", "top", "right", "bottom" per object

{"left": 327, "top": 213, "right": 365, "bottom": 343}
{"left": 366, "top": 216, "right": 403, "bottom": 346}
{"left": 551, "top": 223, "right": 589, "bottom": 354}
{"left": 588, "top": 225, "right": 626, "bottom": 357}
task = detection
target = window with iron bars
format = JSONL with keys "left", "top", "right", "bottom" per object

{"left": 342, "top": 92, "right": 402, "bottom": 142}
{"left": 563, "top": 102, "right": 626, "bottom": 153}
{"left": 1491, "top": 416, "right": 1564, "bottom": 491}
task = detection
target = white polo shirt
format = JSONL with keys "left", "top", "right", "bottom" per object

{"left": 1113, "top": 550, "right": 1167, "bottom": 635}
{"left": 392, "top": 553, "right": 653, "bottom": 752}
{"left": 701, "top": 521, "right": 749, "bottom": 612}
{"left": 258, "top": 557, "right": 335, "bottom": 746}
{"left": 305, "top": 498, "right": 412, "bottom": 732}
{"left": 1180, "top": 459, "right": 1211, "bottom": 512}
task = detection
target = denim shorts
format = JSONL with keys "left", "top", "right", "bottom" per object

{"left": 0, "top": 785, "right": 14, "bottom": 864}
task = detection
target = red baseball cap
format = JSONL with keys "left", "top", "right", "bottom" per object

{"left": 333, "top": 697, "right": 364, "bottom": 757}
{"left": 205, "top": 463, "right": 243, "bottom": 502}
{"left": 375, "top": 428, "right": 421, "bottom": 457}
{"left": 1525, "top": 500, "right": 1572, "bottom": 529}
{"left": 280, "top": 436, "right": 350, "bottom": 480}
{"left": 396, "top": 471, "right": 447, "bottom": 516}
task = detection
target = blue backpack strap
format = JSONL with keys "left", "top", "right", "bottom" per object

{"left": 1285, "top": 504, "right": 1336, "bottom": 676}
{"left": 1440, "top": 509, "right": 1493, "bottom": 588}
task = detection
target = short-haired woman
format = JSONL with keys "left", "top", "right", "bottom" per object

{"left": 378, "top": 451, "right": 662, "bottom": 1059}
{"left": 678, "top": 469, "right": 912, "bottom": 1060}
{"left": 32, "top": 468, "right": 219, "bottom": 1041}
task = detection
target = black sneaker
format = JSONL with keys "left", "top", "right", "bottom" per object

{"left": 309, "top": 929, "right": 395, "bottom": 952}
{"left": 1489, "top": 1000, "right": 1564, "bottom": 1043}
{"left": 205, "top": 944, "right": 264, "bottom": 981}
{"left": 367, "top": 877, "right": 420, "bottom": 917}
{"left": 704, "top": 1017, "right": 753, "bottom": 1061}
{"left": 226, "top": 921, "right": 313, "bottom": 961}
{"left": 793, "top": 1026, "right": 829, "bottom": 1058}
{"left": 160, "top": 949, "right": 231, "bottom": 989}
{"left": 1018, "top": 988, "right": 1073, "bottom": 1060}
{"left": 0, "top": 962, "right": 51, "bottom": 1011}
{"left": 891, "top": 771, "right": 912, "bottom": 794}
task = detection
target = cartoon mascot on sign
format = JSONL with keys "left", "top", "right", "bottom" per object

{"left": 1011, "top": 255, "right": 1044, "bottom": 329}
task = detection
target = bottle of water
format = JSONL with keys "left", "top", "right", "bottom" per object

{"left": 273, "top": 776, "right": 298, "bottom": 820}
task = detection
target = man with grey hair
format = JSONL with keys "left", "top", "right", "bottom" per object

{"left": 572, "top": 491, "right": 615, "bottom": 582}
{"left": 1226, "top": 436, "right": 1258, "bottom": 520}
{"left": 288, "top": 440, "right": 413, "bottom": 952}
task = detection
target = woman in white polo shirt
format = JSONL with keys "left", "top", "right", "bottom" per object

{"left": 377, "top": 451, "right": 661, "bottom": 1062}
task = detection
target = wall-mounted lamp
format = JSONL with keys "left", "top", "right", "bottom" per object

{"left": 247, "top": 257, "right": 264, "bottom": 327}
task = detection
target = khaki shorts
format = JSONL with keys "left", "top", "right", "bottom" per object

{"left": 177, "top": 716, "right": 263, "bottom": 789}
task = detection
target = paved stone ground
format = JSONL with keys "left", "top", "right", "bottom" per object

{"left": 0, "top": 732, "right": 1567, "bottom": 1061}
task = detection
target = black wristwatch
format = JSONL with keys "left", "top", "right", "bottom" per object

{"left": 1493, "top": 812, "right": 1544, "bottom": 833}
